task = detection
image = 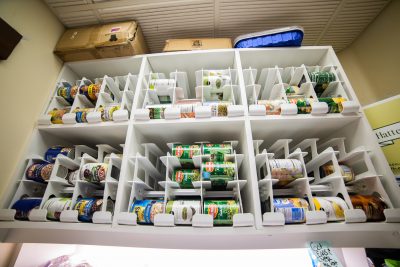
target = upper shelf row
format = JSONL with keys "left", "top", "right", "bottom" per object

{"left": 38, "top": 47, "right": 361, "bottom": 126}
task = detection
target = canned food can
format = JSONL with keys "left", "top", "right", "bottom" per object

{"left": 158, "top": 95, "right": 171, "bottom": 104}
{"left": 147, "top": 105, "right": 170, "bottom": 119}
{"left": 269, "top": 159, "right": 304, "bottom": 187}
{"left": 288, "top": 98, "right": 315, "bottom": 114}
{"left": 26, "top": 163, "right": 54, "bottom": 182}
{"left": 73, "top": 107, "right": 94, "bottom": 123}
{"left": 44, "top": 146, "right": 74, "bottom": 163}
{"left": 285, "top": 85, "right": 301, "bottom": 96}
{"left": 149, "top": 79, "right": 176, "bottom": 90}
{"left": 80, "top": 163, "right": 108, "bottom": 183}
{"left": 96, "top": 104, "right": 120, "bottom": 121}
{"left": 129, "top": 199, "right": 165, "bottom": 224}
{"left": 11, "top": 197, "right": 42, "bottom": 220}
{"left": 176, "top": 102, "right": 201, "bottom": 118}
{"left": 350, "top": 195, "right": 387, "bottom": 221}
{"left": 202, "top": 143, "right": 233, "bottom": 162}
{"left": 74, "top": 198, "right": 114, "bottom": 222}
{"left": 203, "top": 101, "right": 230, "bottom": 117}
{"left": 166, "top": 200, "right": 201, "bottom": 225}
{"left": 43, "top": 197, "right": 72, "bottom": 221}
{"left": 318, "top": 97, "right": 346, "bottom": 113}
{"left": 79, "top": 83, "right": 100, "bottom": 102}
{"left": 273, "top": 198, "right": 309, "bottom": 224}
{"left": 67, "top": 169, "right": 80, "bottom": 185}
{"left": 204, "top": 200, "right": 240, "bottom": 225}
{"left": 257, "top": 99, "right": 287, "bottom": 115}
{"left": 308, "top": 71, "right": 336, "bottom": 97}
{"left": 48, "top": 108, "right": 70, "bottom": 124}
{"left": 172, "top": 144, "right": 201, "bottom": 165}
{"left": 172, "top": 169, "right": 200, "bottom": 189}
{"left": 57, "top": 84, "right": 75, "bottom": 104}
{"left": 319, "top": 163, "right": 355, "bottom": 184}
{"left": 203, "top": 75, "right": 231, "bottom": 89}
{"left": 201, "top": 161, "right": 235, "bottom": 189}
{"left": 312, "top": 197, "right": 348, "bottom": 221}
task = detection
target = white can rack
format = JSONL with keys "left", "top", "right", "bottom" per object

{"left": 1, "top": 48, "right": 399, "bottom": 249}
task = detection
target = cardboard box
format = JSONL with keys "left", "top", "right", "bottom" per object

{"left": 163, "top": 38, "right": 232, "bottom": 52}
{"left": 54, "top": 21, "right": 148, "bottom": 62}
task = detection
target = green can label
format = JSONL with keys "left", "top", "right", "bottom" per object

{"left": 202, "top": 143, "right": 233, "bottom": 162}
{"left": 172, "top": 169, "right": 200, "bottom": 189}
{"left": 318, "top": 97, "right": 346, "bottom": 113}
{"left": 172, "top": 144, "right": 201, "bottom": 165}
{"left": 204, "top": 200, "right": 240, "bottom": 225}
{"left": 201, "top": 161, "right": 235, "bottom": 188}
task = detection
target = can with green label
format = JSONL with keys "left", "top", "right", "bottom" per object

{"left": 172, "top": 169, "right": 200, "bottom": 189}
{"left": 202, "top": 143, "right": 233, "bottom": 162}
{"left": 172, "top": 144, "right": 201, "bottom": 165}
{"left": 288, "top": 98, "right": 314, "bottom": 114}
{"left": 201, "top": 161, "right": 235, "bottom": 188}
{"left": 204, "top": 200, "right": 240, "bottom": 225}
{"left": 318, "top": 97, "right": 346, "bottom": 113}
{"left": 308, "top": 71, "right": 336, "bottom": 97}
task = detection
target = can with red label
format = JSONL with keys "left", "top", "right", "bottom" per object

{"left": 201, "top": 161, "right": 235, "bottom": 188}
{"left": 172, "top": 169, "right": 200, "bottom": 189}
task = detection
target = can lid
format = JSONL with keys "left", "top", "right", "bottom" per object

{"left": 57, "top": 166, "right": 69, "bottom": 179}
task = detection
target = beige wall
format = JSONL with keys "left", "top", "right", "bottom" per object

{"left": 0, "top": 0, "right": 64, "bottom": 197}
{"left": 338, "top": 0, "right": 400, "bottom": 106}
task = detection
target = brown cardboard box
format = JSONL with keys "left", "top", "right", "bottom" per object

{"left": 163, "top": 38, "right": 232, "bottom": 52}
{"left": 54, "top": 21, "right": 148, "bottom": 62}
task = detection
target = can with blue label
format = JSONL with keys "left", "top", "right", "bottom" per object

{"left": 11, "top": 197, "right": 42, "bottom": 220}
{"left": 129, "top": 199, "right": 165, "bottom": 224}
{"left": 57, "top": 84, "right": 78, "bottom": 104}
{"left": 74, "top": 198, "right": 114, "bottom": 222}
{"left": 73, "top": 107, "right": 94, "bottom": 123}
{"left": 273, "top": 198, "right": 309, "bottom": 224}
{"left": 44, "top": 146, "right": 75, "bottom": 163}
{"left": 26, "top": 163, "right": 54, "bottom": 182}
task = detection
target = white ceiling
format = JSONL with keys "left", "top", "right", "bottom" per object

{"left": 44, "top": 0, "right": 391, "bottom": 53}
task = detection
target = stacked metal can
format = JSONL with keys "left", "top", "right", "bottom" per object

{"left": 147, "top": 105, "right": 170, "bottom": 119}
{"left": 96, "top": 104, "right": 120, "bottom": 121}
{"left": 43, "top": 197, "right": 72, "bottom": 221}
{"left": 257, "top": 99, "right": 286, "bottom": 115}
{"left": 319, "top": 163, "right": 355, "bottom": 184}
{"left": 67, "top": 169, "right": 81, "bottom": 185}
{"left": 44, "top": 146, "right": 74, "bottom": 163}
{"left": 79, "top": 83, "right": 100, "bottom": 103}
{"left": 26, "top": 162, "right": 67, "bottom": 183}
{"left": 11, "top": 197, "right": 42, "bottom": 220}
{"left": 203, "top": 101, "right": 230, "bottom": 117}
{"left": 269, "top": 159, "right": 304, "bottom": 187}
{"left": 57, "top": 84, "right": 78, "bottom": 104}
{"left": 204, "top": 200, "right": 240, "bottom": 225}
{"left": 201, "top": 161, "right": 236, "bottom": 189}
{"left": 74, "top": 198, "right": 114, "bottom": 222}
{"left": 273, "top": 198, "right": 309, "bottom": 224}
{"left": 312, "top": 197, "right": 349, "bottom": 221}
{"left": 318, "top": 97, "right": 346, "bottom": 113}
{"left": 73, "top": 107, "right": 94, "bottom": 123}
{"left": 166, "top": 200, "right": 201, "bottom": 225}
{"left": 350, "top": 195, "right": 387, "bottom": 221}
{"left": 308, "top": 71, "right": 336, "bottom": 97}
{"left": 129, "top": 199, "right": 165, "bottom": 225}
{"left": 172, "top": 144, "right": 201, "bottom": 166}
{"left": 288, "top": 98, "right": 315, "bottom": 114}
{"left": 203, "top": 143, "right": 233, "bottom": 162}
{"left": 80, "top": 163, "right": 108, "bottom": 183}
{"left": 48, "top": 108, "right": 70, "bottom": 124}
{"left": 172, "top": 169, "right": 200, "bottom": 189}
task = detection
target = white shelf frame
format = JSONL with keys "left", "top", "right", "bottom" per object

{"left": 0, "top": 47, "right": 399, "bottom": 249}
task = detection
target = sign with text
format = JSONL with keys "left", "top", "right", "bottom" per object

{"left": 307, "top": 241, "right": 343, "bottom": 267}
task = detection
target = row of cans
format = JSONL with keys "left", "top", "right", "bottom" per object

{"left": 130, "top": 199, "right": 240, "bottom": 225}
{"left": 172, "top": 143, "right": 234, "bottom": 164}
{"left": 256, "top": 97, "right": 346, "bottom": 115}
{"left": 57, "top": 83, "right": 102, "bottom": 105}
{"left": 48, "top": 104, "right": 120, "bottom": 124}
{"left": 11, "top": 197, "right": 114, "bottom": 222}
{"left": 146, "top": 101, "right": 231, "bottom": 119}
{"left": 261, "top": 195, "right": 387, "bottom": 224}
